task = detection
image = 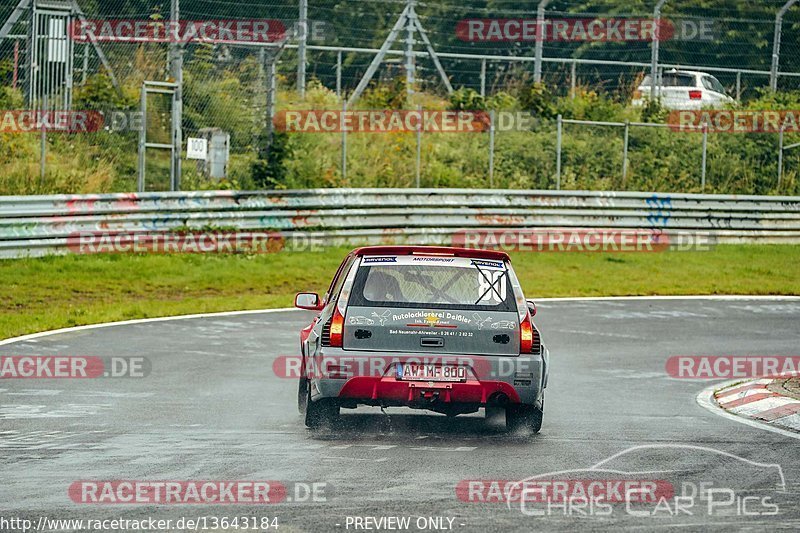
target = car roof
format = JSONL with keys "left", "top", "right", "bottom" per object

{"left": 352, "top": 245, "right": 510, "bottom": 262}
{"left": 664, "top": 70, "right": 715, "bottom": 77}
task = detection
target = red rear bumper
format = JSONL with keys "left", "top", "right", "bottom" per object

{"left": 337, "top": 376, "right": 521, "bottom": 404}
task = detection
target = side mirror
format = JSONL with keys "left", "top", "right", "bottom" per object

{"left": 295, "top": 292, "right": 323, "bottom": 311}
{"left": 526, "top": 299, "right": 537, "bottom": 317}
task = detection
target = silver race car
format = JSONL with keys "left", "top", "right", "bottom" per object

{"left": 294, "top": 246, "right": 549, "bottom": 432}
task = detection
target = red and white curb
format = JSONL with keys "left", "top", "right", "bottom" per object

{"left": 711, "top": 378, "right": 800, "bottom": 434}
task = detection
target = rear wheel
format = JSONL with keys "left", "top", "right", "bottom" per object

{"left": 506, "top": 404, "right": 543, "bottom": 433}
{"left": 297, "top": 378, "right": 308, "bottom": 414}
{"left": 304, "top": 384, "right": 340, "bottom": 429}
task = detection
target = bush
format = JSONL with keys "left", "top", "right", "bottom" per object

{"left": 448, "top": 88, "right": 486, "bottom": 111}
{"left": 361, "top": 78, "right": 408, "bottom": 109}
{"left": 73, "top": 71, "right": 133, "bottom": 111}
{"left": 555, "top": 89, "right": 632, "bottom": 122}
{"left": 252, "top": 131, "right": 293, "bottom": 189}
{"left": 519, "top": 82, "right": 558, "bottom": 118}
{"left": 639, "top": 98, "right": 667, "bottom": 123}
{"left": 486, "top": 91, "right": 519, "bottom": 111}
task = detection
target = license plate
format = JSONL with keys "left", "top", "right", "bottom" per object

{"left": 396, "top": 363, "right": 467, "bottom": 382}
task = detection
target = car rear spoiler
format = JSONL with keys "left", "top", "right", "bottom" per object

{"left": 352, "top": 246, "right": 510, "bottom": 262}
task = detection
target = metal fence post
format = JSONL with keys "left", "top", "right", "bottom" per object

{"left": 336, "top": 50, "right": 342, "bottom": 97}
{"left": 534, "top": 0, "right": 550, "bottom": 83}
{"left": 405, "top": 0, "right": 416, "bottom": 98}
{"left": 480, "top": 58, "right": 486, "bottom": 97}
{"left": 341, "top": 98, "right": 347, "bottom": 181}
{"left": 39, "top": 96, "right": 47, "bottom": 187}
{"left": 415, "top": 105, "right": 422, "bottom": 187}
{"left": 13, "top": 39, "right": 19, "bottom": 89}
{"left": 651, "top": 0, "right": 668, "bottom": 101}
{"left": 138, "top": 86, "right": 146, "bottom": 192}
{"left": 570, "top": 59, "right": 577, "bottom": 99}
{"left": 81, "top": 43, "right": 89, "bottom": 86}
{"left": 622, "top": 120, "right": 630, "bottom": 184}
{"left": 265, "top": 59, "right": 276, "bottom": 143}
{"left": 489, "top": 109, "right": 495, "bottom": 187}
{"left": 701, "top": 120, "right": 708, "bottom": 191}
{"left": 736, "top": 71, "right": 742, "bottom": 100}
{"left": 778, "top": 124, "right": 785, "bottom": 188}
{"left": 298, "top": 0, "right": 308, "bottom": 98}
{"left": 169, "top": 0, "right": 183, "bottom": 191}
{"left": 556, "top": 114, "right": 562, "bottom": 190}
{"left": 771, "top": 0, "right": 798, "bottom": 91}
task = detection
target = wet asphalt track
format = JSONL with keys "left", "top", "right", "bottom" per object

{"left": 1, "top": 298, "right": 800, "bottom": 532}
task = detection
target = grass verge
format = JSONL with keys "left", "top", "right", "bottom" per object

{"left": 1, "top": 244, "right": 798, "bottom": 340}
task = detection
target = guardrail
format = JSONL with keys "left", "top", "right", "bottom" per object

{"left": 1, "top": 188, "right": 799, "bottom": 258}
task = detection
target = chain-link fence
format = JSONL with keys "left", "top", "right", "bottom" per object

{"left": 1, "top": 0, "right": 799, "bottom": 195}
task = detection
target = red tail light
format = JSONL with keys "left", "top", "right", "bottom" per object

{"left": 329, "top": 307, "right": 345, "bottom": 347}
{"left": 520, "top": 312, "right": 533, "bottom": 354}
{"left": 689, "top": 90, "right": 702, "bottom": 100}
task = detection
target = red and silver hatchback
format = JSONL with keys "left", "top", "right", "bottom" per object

{"left": 294, "top": 246, "right": 548, "bottom": 432}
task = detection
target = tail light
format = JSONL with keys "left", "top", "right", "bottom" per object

{"left": 689, "top": 90, "right": 702, "bottom": 100}
{"left": 329, "top": 306, "right": 345, "bottom": 347}
{"left": 520, "top": 312, "right": 533, "bottom": 354}
{"left": 519, "top": 313, "right": 542, "bottom": 354}
{"left": 320, "top": 258, "right": 358, "bottom": 349}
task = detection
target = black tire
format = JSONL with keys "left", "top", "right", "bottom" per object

{"left": 304, "top": 385, "right": 339, "bottom": 429}
{"left": 297, "top": 378, "right": 308, "bottom": 414}
{"left": 506, "top": 404, "right": 543, "bottom": 433}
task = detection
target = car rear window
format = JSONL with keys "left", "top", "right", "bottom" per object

{"left": 348, "top": 256, "right": 516, "bottom": 312}
{"left": 661, "top": 73, "right": 696, "bottom": 87}
{"left": 641, "top": 73, "right": 696, "bottom": 87}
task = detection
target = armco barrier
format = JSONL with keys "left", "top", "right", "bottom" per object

{"left": 1, "top": 188, "right": 799, "bottom": 258}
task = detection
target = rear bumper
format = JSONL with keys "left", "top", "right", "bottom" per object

{"left": 307, "top": 348, "right": 547, "bottom": 408}
{"left": 336, "top": 376, "right": 522, "bottom": 405}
